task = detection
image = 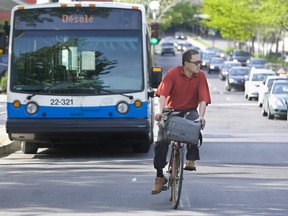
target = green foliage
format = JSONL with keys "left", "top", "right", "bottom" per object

{"left": 157, "top": 2, "right": 199, "bottom": 31}
{"left": 201, "top": 0, "right": 288, "bottom": 43}
{"left": 0, "top": 72, "right": 7, "bottom": 92}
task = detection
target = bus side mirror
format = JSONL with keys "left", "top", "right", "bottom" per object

{"left": 151, "top": 66, "right": 162, "bottom": 88}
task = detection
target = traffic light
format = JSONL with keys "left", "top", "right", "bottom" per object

{"left": 150, "top": 22, "right": 159, "bottom": 45}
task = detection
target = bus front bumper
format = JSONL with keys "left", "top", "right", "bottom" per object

{"left": 6, "top": 118, "right": 151, "bottom": 142}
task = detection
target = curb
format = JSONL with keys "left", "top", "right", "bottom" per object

{"left": 0, "top": 94, "right": 20, "bottom": 157}
{"left": 0, "top": 141, "right": 21, "bottom": 157}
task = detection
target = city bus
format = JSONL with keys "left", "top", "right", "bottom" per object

{"left": 6, "top": 1, "right": 162, "bottom": 154}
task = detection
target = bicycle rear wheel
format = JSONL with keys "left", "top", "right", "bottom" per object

{"left": 171, "top": 144, "right": 184, "bottom": 209}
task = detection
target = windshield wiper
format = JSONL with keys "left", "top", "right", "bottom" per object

{"left": 26, "top": 83, "right": 134, "bottom": 101}
{"left": 26, "top": 81, "right": 68, "bottom": 101}
{"left": 93, "top": 86, "right": 133, "bottom": 100}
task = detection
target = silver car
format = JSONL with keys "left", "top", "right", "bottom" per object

{"left": 262, "top": 80, "right": 288, "bottom": 119}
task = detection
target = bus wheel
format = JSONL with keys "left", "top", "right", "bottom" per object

{"left": 21, "top": 141, "right": 38, "bottom": 154}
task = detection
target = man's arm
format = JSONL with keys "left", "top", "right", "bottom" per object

{"left": 154, "top": 95, "right": 166, "bottom": 121}
{"left": 198, "top": 101, "right": 207, "bottom": 129}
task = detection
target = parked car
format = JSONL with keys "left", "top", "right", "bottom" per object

{"left": 0, "top": 54, "right": 8, "bottom": 78}
{"left": 161, "top": 42, "right": 176, "bottom": 56}
{"left": 225, "top": 66, "right": 250, "bottom": 91}
{"left": 219, "top": 61, "right": 241, "bottom": 80}
{"left": 247, "top": 58, "right": 267, "bottom": 69}
{"left": 229, "top": 50, "right": 251, "bottom": 66}
{"left": 258, "top": 76, "right": 288, "bottom": 107}
{"left": 208, "top": 57, "right": 225, "bottom": 74}
{"left": 244, "top": 68, "right": 275, "bottom": 100}
{"left": 262, "top": 80, "right": 288, "bottom": 119}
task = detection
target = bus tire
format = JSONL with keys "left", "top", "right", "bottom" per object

{"left": 21, "top": 141, "right": 38, "bottom": 154}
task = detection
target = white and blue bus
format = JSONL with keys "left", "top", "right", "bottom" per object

{"left": 6, "top": 1, "right": 162, "bottom": 154}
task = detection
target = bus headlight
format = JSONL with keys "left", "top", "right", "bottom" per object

{"left": 26, "top": 102, "right": 38, "bottom": 115}
{"left": 116, "top": 101, "right": 129, "bottom": 114}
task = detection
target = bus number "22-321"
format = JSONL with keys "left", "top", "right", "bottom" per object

{"left": 50, "top": 99, "right": 73, "bottom": 106}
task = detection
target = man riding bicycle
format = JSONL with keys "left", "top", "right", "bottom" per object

{"left": 152, "top": 49, "right": 211, "bottom": 195}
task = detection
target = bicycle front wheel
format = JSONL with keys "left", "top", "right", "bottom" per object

{"left": 171, "top": 145, "right": 184, "bottom": 209}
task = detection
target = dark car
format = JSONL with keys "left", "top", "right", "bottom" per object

{"left": 247, "top": 58, "right": 267, "bottom": 69}
{"left": 219, "top": 61, "right": 241, "bottom": 80}
{"left": 200, "top": 51, "right": 217, "bottom": 69}
{"left": 229, "top": 50, "right": 251, "bottom": 66}
{"left": 161, "top": 42, "right": 176, "bottom": 56}
{"left": 205, "top": 47, "right": 225, "bottom": 58}
{"left": 177, "top": 42, "right": 194, "bottom": 52}
{"left": 0, "top": 54, "right": 8, "bottom": 78}
{"left": 262, "top": 80, "right": 288, "bottom": 119}
{"left": 174, "top": 32, "right": 187, "bottom": 40}
{"left": 225, "top": 66, "right": 250, "bottom": 91}
{"left": 208, "top": 57, "right": 225, "bottom": 74}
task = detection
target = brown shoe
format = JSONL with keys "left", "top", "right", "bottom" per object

{"left": 151, "top": 176, "right": 168, "bottom": 195}
{"left": 184, "top": 160, "right": 196, "bottom": 171}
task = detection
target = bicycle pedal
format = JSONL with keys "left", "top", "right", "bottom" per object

{"left": 162, "top": 185, "right": 168, "bottom": 191}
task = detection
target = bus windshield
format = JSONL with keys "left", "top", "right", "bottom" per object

{"left": 11, "top": 7, "right": 144, "bottom": 95}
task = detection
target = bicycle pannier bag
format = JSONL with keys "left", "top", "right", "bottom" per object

{"left": 164, "top": 116, "right": 201, "bottom": 144}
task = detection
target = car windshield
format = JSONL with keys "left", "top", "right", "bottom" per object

{"left": 162, "top": 42, "right": 174, "bottom": 46}
{"left": 272, "top": 83, "right": 288, "bottom": 94}
{"left": 252, "top": 73, "right": 271, "bottom": 81}
{"left": 235, "top": 51, "right": 250, "bottom": 57}
{"left": 252, "top": 59, "right": 266, "bottom": 64}
{"left": 211, "top": 58, "right": 224, "bottom": 64}
{"left": 230, "top": 69, "right": 249, "bottom": 76}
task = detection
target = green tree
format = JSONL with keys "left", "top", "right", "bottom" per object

{"left": 201, "top": 0, "right": 261, "bottom": 42}
{"left": 159, "top": 1, "right": 199, "bottom": 31}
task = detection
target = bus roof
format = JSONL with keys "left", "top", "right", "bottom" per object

{"left": 13, "top": 1, "right": 145, "bottom": 11}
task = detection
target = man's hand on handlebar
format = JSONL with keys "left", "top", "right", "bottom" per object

{"left": 154, "top": 113, "right": 162, "bottom": 121}
{"left": 198, "top": 116, "right": 206, "bottom": 129}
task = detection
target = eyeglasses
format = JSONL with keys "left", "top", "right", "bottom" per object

{"left": 187, "top": 60, "right": 202, "bottom": 66}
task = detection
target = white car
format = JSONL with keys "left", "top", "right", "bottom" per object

{"left": 161, "top": 42, "right": 176, "bottom": 56}
{"left": 258, "top": 75, "right": 288, "bottom": 107}
{"left": 244, "top": 68, "right": 275, "bottom": 100}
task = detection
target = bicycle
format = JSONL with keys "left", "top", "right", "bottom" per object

{"left": 161, "top": 108, "right": 202, "bottom": 209}
{"left": 163, "top": 140, "right": 184, "bottom": 209}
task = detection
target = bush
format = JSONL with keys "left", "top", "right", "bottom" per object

{"left": 0, "top": 72, "right": 7, "bottom": 92}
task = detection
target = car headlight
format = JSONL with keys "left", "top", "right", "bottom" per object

{"left": 210, "top": 65, "right": 215, "bottom": 69}
{"left": 229, "top": 78, "right": 236, "bottom": 83}
{"left": 270, "top": 97, "right": 285, "bottom": 108}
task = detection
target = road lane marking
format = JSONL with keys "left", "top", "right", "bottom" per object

{"left": 210, "top": 103, "right": 257, "bottom": 107}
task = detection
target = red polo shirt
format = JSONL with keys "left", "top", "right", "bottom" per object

{"left": 156, "top": 66, "right": 211, "bottom": 110}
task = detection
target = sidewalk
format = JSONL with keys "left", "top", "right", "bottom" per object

{"left": 0, "top": 94, "right": 20, "bottom": 157}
